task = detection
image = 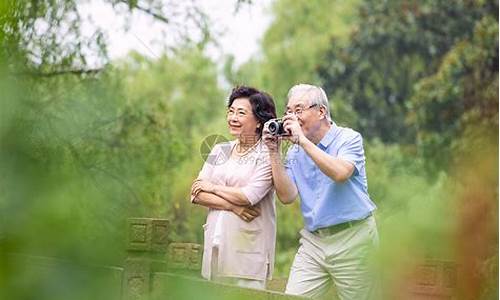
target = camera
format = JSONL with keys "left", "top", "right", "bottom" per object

{"left": 266, "top": 118, "right": 288, "bottom": 136}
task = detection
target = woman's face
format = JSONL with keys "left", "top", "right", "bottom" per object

{"left": 227, "top": 97, "right": 260, "bottom": 139}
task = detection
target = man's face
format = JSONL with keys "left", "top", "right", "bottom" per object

{"left": 285, "top": 95, "right": 321, "bottom": 138}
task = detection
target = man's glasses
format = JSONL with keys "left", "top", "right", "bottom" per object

{"left": 285, "top": 104, "right": 318, "bottom": 116}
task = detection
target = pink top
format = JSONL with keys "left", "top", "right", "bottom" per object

{"left": 194, "top": 140, "right": 276, "bottom": 281}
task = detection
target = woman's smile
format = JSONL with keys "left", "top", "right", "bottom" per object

{"left": 229, "top": 124, "right": 242, "bottom": 131}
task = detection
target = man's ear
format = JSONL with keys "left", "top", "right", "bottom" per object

{"left": 319, "top": 105, "right": 327, "bottom": 120}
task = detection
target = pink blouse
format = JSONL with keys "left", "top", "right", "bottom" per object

{"left": 194, "top": 140, "right": 276, "bottom": 281}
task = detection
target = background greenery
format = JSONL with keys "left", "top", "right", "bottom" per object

{"left": 0, "top": 0, "right": 497, "bottom": 299}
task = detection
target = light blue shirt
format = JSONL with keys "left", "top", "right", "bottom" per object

{"left": 285, "top": 122, "right": 376, "bottom": 231}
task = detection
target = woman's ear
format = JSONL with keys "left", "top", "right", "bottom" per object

{"left": 255, "top": 124, "right": 262, "bottom": 134}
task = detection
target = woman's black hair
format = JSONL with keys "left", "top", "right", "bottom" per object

{"left": 228, "top": 85, "right": 277, "bottom": 136}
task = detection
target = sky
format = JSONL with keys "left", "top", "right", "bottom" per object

{"left": 78, "top": 0, "right": 273, "bottom": 67}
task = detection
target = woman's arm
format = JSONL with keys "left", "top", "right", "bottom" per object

{"left": 192, "top": 192, "right": 260, "bottom": 222}
{"left": 192, "top": 191, "right": 235, "bottom": 210}
{"left": 192, "top": 179, "right": 250, "bottom": 206}
{"left": 212, "top": 185, "right": 250, "bottom": 205}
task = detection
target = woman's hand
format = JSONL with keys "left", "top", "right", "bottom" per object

{"left": 232, "top": 205, "right": 261, "bottom": 222}
{"left": 191, "top": 179, "right": 215, "bottom": 197}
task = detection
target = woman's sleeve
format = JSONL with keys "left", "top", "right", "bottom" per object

{"left": 197, "top": 144, "right": 221, "bottom": 180}
{"left": 240, "top": 157, "right": 273, "bottom": 206}
{"left": 190, "top": 145, "right": 218, "bottom": 203}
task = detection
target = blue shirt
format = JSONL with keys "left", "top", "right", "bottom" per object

{"left": 285, "top": 122, "right": 376, "bottom": 231}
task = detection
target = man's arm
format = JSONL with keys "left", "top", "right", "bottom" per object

{"left": 269, "top": 151, "right": 298, "bottom": 204}
{"left": 282, "top": 115, "right": 355, "bottom": 183}
{"left": 262, "top": 126, "right": 298, "bottom": 205}
{"left": 299, "top": 138, "right": 355, "bottom": 183}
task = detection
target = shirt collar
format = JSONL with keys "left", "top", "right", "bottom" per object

{"left": 318, "top": 122, "right": 340, "bottom": 149}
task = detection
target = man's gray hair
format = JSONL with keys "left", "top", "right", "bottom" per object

{"left": 287, "top": 84, "right": 332, "bottom": 122}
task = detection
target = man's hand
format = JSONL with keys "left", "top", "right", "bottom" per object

{"left": 191, "top": 179, "right": 215, "bottom": 197}
{"left": 232, "top": 205, "right": 261, "bottom": 222}
{"left": 282, "top": 114, "right": 305, "bottom": 145}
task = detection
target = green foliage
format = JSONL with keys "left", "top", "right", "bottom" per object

{"left": 363, "top": 140, "right": 455, "bottom": 257}
{"left": 0, "top": 0, "right": 209, "bottom": 74}
{"left": 274, "top": 201, "right": 303, "bottom": 275}
{"left": 1, "top": 0, "right": 498, "bottom": 298}
{"left": 225, "top": 0, "right": 361, "bottom": 110}
{"left": 0, "top": 40, "right": 226, "bottom": 298}
{"left": 231, "top": 0, "right": 498, "bottom": 293}
{"left": 318, "top": 0, "right": 497, "bottom": 143}
{"left": 408, "top": 16, "right": 498, "bottom": 174}
{"left": 2, "top": 0, "right": 105, "bottom": 71}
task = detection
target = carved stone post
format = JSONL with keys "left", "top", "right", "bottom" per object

{"left": 167, "top": 243, "right": 202, "bottom": 272}
{"left": 407, "top": 260, "right": 457, "bottom": 299}
{"left": 122, "top": 218, "right": 170, "bottom": 300}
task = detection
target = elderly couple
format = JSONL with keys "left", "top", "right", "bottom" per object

{"left": 190, "top": 84, "right": 379, "bottom": 300}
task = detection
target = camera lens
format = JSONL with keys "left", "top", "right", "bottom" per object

{"left": 268, "top": 122, "right": 278, "bottom": 134}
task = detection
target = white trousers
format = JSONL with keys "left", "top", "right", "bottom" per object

{"left": 285, "top": 216, "right": 379, "bottom": 300}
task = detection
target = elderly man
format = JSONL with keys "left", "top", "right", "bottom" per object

{"left": 263, "top": 84, "right": 379, "bottom": 299}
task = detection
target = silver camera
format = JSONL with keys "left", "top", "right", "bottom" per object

{"left": 266, "top": 118, "right": 287, "bottom": 136}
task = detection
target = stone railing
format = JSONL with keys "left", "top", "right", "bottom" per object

{"left": 400, "top": 260, "right": 457, "bottom": 300}
{"left": 122, "top": 217, "right": 307, "bottom": 300}
{"left": 8, "top": 217, "right": 457, "bottom": 300}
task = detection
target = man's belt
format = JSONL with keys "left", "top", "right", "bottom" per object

{"left": 311, "top": 215, "right": 371, "bottom": 237}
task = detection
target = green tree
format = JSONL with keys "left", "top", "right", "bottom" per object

{"left": 317, "top": 0, "right": 497, "bottom": 143}
{"left": 0, "top": 1, "right": 228, "bottom": 297}
{"left": 226, "top": 0, "right": 361, "bottom": 111}
{"left": 112, "top": 48, "right": 226, "bottom": 240}
{"left": 408, "top": 16, "right": 498, "bottom": 174}
{"left": 0, "top": 0, "right": 210, "bottom": 75}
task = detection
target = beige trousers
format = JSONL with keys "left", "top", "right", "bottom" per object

{"left": 285, "top": 216, "right": 379, "bottom": 300}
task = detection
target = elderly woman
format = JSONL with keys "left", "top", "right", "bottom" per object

{"left": 190, "top": 86, "right": 277, "bottom": 289}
